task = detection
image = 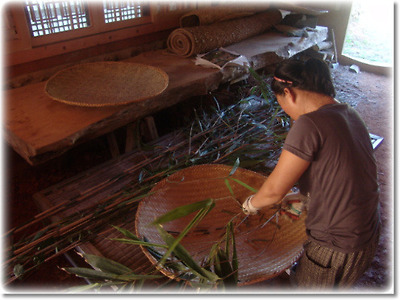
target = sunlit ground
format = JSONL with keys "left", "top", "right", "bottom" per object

{"left": 342, "top": 1, "right": 393, "bottom": 66}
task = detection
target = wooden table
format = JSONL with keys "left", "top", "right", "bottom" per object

{"left": 4, "top": 51, "right": 222, "bottom": 165}
{"left": 4, "top": 27, "right": 328, "bottom": 166}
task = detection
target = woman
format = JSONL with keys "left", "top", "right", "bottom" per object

{"left": 242, "top": 58, "right": 380, "bottom": 289}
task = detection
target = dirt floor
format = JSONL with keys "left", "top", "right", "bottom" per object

{"left": 3, "top": 63, "right": 393, "bottom": 293}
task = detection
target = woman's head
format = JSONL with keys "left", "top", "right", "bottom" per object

{"left": 271, "top": 58, "right": 336, "bottom": 97}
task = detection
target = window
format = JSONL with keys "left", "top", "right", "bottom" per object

{"left": 6, "top": 1, "right": 195, "bottom": 66}
{"left": 103, "top": 1, "right": 148, "bottom": 24}
{"left": 25, "top": 1, "right": 90, "bottom": 37}
{"left": 22, "top": 0, "right": 151, "bottom": 43}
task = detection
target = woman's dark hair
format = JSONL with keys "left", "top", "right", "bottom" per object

{"left": 271, "top": 58, "right": 336, "bottom": 97}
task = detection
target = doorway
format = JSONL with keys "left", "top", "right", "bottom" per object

{"left": 342, "top": 1, "right": 393, "bottom": 67}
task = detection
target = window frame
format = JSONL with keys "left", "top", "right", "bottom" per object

{"left": 5, "top": 1, "right": 195, "bottom": 67}
{"left": 24, "top": 1, "right": 153, "bottom": 47}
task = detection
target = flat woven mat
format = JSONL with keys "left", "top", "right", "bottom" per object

{"left": 135, "top": 164, "right": 307, "bottom": 285}
{"left": 44, "top": 62, "right": 169, "bottom": 107}
{"left": 168, "top": 9, "right": 282, "bottom": 57}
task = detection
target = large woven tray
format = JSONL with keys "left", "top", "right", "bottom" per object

{"left": 135, "top": 164, "right": 307, "bottom": 285}
{"left": 45, "top": 62, "right": 169, "bottom": 107}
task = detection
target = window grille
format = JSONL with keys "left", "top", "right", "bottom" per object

{"left": 103, "top": 1, "right": 148, "bottom": 24}
{"left": 24, "top": 1, "right": 90, "bottom": 37}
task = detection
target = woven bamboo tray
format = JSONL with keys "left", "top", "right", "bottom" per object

{"left": 135, "top": 164, "right": 307, "bottom": 285}
{"left": 45, "top": 62, "right": 169, "bottom": 107}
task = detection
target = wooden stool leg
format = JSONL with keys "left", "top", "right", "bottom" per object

{"left": 125, "top": 122, "right": 137, "bottom": 153}
{"left": 106, "top": 132, "right": 120, "bottom": 158}
{"left": 142, "top": 116, "right": 159, "bottom": 141}
{"left": 108, "top": 117, "right": 158, "bottom": 157}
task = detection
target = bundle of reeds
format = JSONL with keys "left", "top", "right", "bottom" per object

{"left": 4, "top": 71, "right": 291, "bottom": 286}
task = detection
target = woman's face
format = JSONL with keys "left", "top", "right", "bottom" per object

{"left": 275, "top": 86, "right": 308, "bottom": 121}
{"left": 276, "top": 92, "right": 298, "bottom": 120}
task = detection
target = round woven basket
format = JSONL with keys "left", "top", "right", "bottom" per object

{"left": 44, "top": 62, "right": 169, "bottom": 107}
{"left": 135, "top": 164, "right": 307, "bottom": 286}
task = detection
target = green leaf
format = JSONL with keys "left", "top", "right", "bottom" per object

{"left": 30, "top": 228, "right": 49, "bottom": 242}
{"left": 116, "top": 191, "right": 154, "bottom": 208}
{"left": 214, "top": 246, "right": 237, "bottom": 288}
{"left": 225, "top": 223, "right": 231, "bottom": 258}
{"left": 110, "top": 238, "right": 168, "bottom": 249}
{"left": 13, "top": 264, "right": 24, "bottom": 278}
{"left": 188, "top": 280, "right": 217, "bottom": 290}
{"left": 215, "top": 249, "right": 233, "bottom": 279}
{"left": 227, "top": 221, "right": 239, "bottom": 284}
{"left": 63, "top": 267, "right": 162, "bottom": 281}
{"left": 229, "top": 178, "right": 258, "bottom": 193}
{"left": 134, "top": 279, "right": 145, "bottom": 291}
{"left": 111, "top": 226, "right": 168, "bottom": 249}
{"left": 224, "top": 179, "right": 234, "bottom": 198}
{"left": 151, "top": 199, "right": 214, "bottom": 225}
{"left": 229, "top": 157, "right": 240, "bottom": 176}
{"left": 156, "top": 224, "right": 219, "bottom": 282}
{"left": 205, "top": 243, "right": 219, "bottom": 270}
{"left": 65, "top": 283, "right": 103, "bottom": 293}
{"left": 213, "top": 249, "right": 223, "bottom": 278}
{"left": 81, "top": 253, "right": 134, "bottom": 275}
{"left": 112, "top": 226, "right": 141, "bottom": 241}
{"left": 266, "top": 107, "right": 281, "bottom": 130}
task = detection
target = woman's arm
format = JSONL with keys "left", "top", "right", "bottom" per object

{"left": 250, "top": 149, "right": 310, "bottom": 209}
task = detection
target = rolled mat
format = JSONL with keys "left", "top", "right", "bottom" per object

{"left": 179, "top": 7, "right": 263, "bottom": 27}
{"left": 168, "top": 9, "right": 282, "bottom": 57}
{"left": 135, "top": 164, "right": 307, "bottom": 285}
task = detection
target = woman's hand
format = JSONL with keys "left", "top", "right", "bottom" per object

{"left": 242, "top": 195, "right": 259, "bottom": 215}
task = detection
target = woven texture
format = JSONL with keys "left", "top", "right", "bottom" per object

{"left": 167, "top": 9, "right": 282, "bottom": 57}
{"left": 45, "top": 62, "right": 169, "bottom": 107}
{"left": 135, "top": 164, "right": 307, "bottom": 285}
{"left": 179, "top": 8, "right": 259, "bottom": 27}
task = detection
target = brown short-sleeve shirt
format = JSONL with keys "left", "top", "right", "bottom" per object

{"left": 283, "top": 103, "right": 380, "bottom": 253}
